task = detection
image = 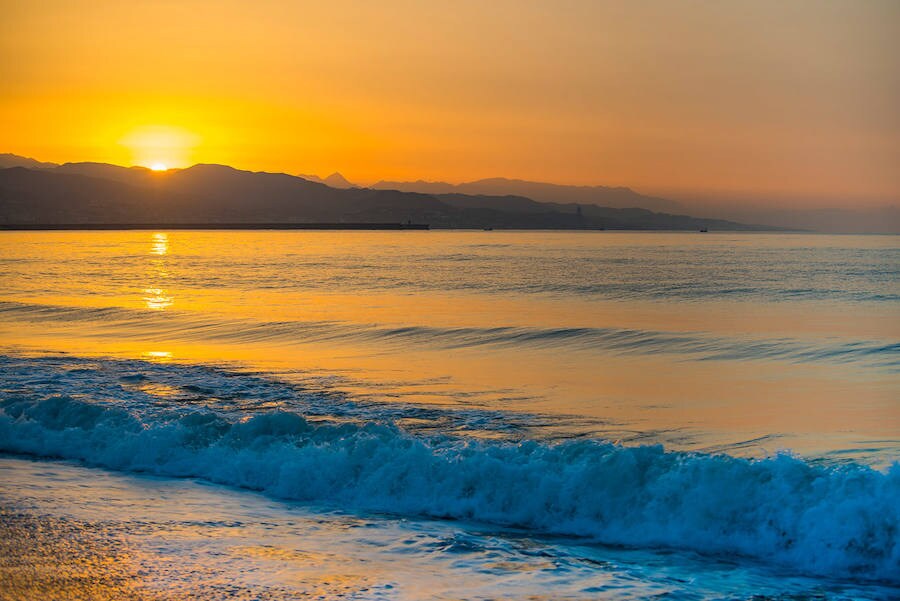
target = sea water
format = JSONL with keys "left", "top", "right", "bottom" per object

{"left": 0, "top": 231, "right": 897, "bottom": 599}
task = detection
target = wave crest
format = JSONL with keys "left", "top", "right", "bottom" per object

{"left": 1, "top": 394, "right": 897, "bottom": 583}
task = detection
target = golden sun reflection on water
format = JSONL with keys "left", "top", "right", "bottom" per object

{"left": 143, "top": 287, "right": 174, "bottom": 310}
{"left": 150, "top": 232, "right": 169, "bottom": 255}
{"left": 144, "top": 232, "right": 174, "bottom": 310}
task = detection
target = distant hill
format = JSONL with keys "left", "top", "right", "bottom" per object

{"left": 53, "top": 162, "right": 158, "bottom": 185}
{"left": 1, "top": 153, "right": 894, "bottom": 232}
{"left": 373, "top": 177, "right": 683, "bottom": 213}
{"left": 297, "top": 172, "right": 357, "bottom": 189}
{"left": 0, "top": 165, "right": 448, "bottom": 225}
{"left": 0, "top": 153, "right": 58, "bottom": 169}
{"left": 0, "top": 159, "right": 771, "bottom": 230}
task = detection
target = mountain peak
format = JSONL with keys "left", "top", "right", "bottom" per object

{"left": 324, "top": 172, "right": 356, "bottom": 189}
{"left": 295, "top": 172, "right": 356, "bottom": 188}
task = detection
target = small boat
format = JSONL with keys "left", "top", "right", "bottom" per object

{"left": 483, "top": 227, "right": 494, "bottom": 231}
{"left": 699, "top": 227, "right": 708, "bottom": 232}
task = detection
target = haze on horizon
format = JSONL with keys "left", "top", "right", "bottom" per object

{"left": 2, "top": 0, "right": 898, "bottom": 211}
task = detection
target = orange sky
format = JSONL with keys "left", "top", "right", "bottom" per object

{"left": 2, "top": 1, "right": 898, "bottom": 205}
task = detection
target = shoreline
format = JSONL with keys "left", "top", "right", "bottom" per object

{"left": 0, "top": 456, "right": 393, "bottom": 600}
{"left": 4, "top": 455, "right": 887, "bottom": 600}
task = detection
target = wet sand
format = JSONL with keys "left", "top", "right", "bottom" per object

{"left": 0, "top": 509, "right": 324, "bottom": 601}
{"left": 0, "top": 459, "right": 382, "bottom": 601}
{"left": 0, "top": 509, "right": 160, "bottom": 601}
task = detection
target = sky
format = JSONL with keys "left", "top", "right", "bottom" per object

{"left": 2, "top": 0, "right": 898, "bottom": 208}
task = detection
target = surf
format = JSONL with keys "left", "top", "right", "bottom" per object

{"left": 1, "top": 372, "right": 897, "bottom": 584}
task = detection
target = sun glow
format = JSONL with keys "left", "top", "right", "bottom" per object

{"left": 120, "top": 126, "right": 200, "bottom": 170}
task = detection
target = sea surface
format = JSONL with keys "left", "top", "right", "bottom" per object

{"left": 0, "top": 231, "right": 898, "bottom": 599}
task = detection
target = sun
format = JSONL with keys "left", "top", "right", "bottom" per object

{"left": 120, "top": 126, "right": 200, "bottom": 171}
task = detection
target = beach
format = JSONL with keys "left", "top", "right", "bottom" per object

{"left": 5, "top": 456, "right": 896, "bottom": 600}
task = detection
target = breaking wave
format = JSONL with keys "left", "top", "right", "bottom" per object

{"left": 1, "top": 381, "right": 897, "bottom": 584}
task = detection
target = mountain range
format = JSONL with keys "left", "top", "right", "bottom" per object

{"left": 267, "top": 169, "right": 900, "bottom": 234}
{"left": 1, "top": 153, "right": 772, "bottom": 230}
{"left": 371, "top": 177, "right": 682, "bottom": 213}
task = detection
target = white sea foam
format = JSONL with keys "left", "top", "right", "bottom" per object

{"left": 1, "top": 392, "right": 897, "bottom": 584}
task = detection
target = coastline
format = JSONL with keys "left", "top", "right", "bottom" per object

{"left": 0, "top": 223, "right": 430, "bottom": 231}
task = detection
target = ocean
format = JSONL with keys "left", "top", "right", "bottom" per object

{"left": 0, "top": 230, "right": 897, "bottom": 599}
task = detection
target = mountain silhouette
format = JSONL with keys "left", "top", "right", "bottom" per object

{"left": 296, "top": 171, "right": 357, "bottom": 189}
{"left": 373, "top": 177, "right": 682, "bottom": 212}
{"left": 0, "top": 153, "right": 893, "bottom": 232}
{"left": 323, "top": 172, "right": 356, "bottom": 189}
{"left": 0, "top": 156, "right": 771, "bottom": 230}
{"left": 53, "top": 162, "right": 158, "bottom": 185}
{"left": 0, "top": 153, "right": 58, "bottom": 170}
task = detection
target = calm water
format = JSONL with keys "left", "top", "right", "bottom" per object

{"left": 1, "top": 231, "right": 898, "bottom": 599}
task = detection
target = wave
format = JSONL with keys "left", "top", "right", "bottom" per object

{"left": 1, "top": 300, "right": 897, "bottom": 370}
{"left": 0, "top": 355, "right": 579, "bottom": 440}
{"left": 1, "top": 384, "right": 898, "bottom": 583}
